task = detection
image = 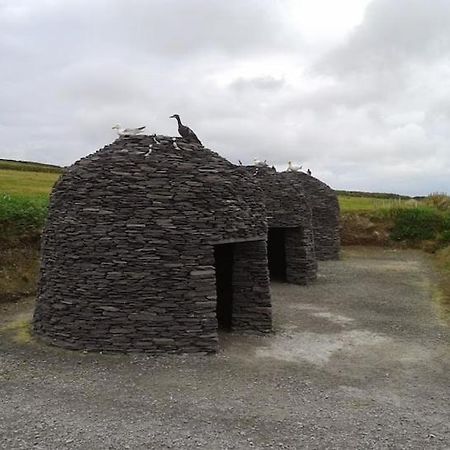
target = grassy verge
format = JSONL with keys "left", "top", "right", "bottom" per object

{"left": 435, "top": 246, "right": 450, "bottom": 321}
{"left": 0, "top": 193, "right": 49, "bottom": 303}
{"left": 0, "top": 164, "right": 58, "bottom": 302}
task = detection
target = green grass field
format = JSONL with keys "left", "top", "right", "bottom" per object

{"left": 337, "top": 195, "right": 417, "bottom": 212}
{"left": 0, "top": 169, "right": 60, "bottom": 198}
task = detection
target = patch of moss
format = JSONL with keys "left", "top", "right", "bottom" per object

{"left": 1, "top": 319, "right": 33, "bottom": 344}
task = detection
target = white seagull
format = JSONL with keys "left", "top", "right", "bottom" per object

{"left": 112, "top": 124, "right": 146, "bottom": 136}
{"left": 253, "top": 159, "right": 268, "bottom": 167}
{"left": 287, "top": 161, "right": 302, "bottom": 172}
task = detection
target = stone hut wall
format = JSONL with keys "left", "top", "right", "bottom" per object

{"left": 239, "top": 167, "right": 317, "bottom": 284}
{"left": 284, "top": 172, "right": 340, "bottom": 260}
{"left": 33, "top": 136, "right": 271, "bottom": 354}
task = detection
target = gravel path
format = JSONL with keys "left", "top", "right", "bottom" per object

{"left": 1, "top": 247, "right": 449, "bottom": 449}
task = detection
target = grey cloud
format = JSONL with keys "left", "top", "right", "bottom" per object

{"left": 230, "top": 76, "right": 286, "bottom": 92}
{"left": 0, "top": 0, "right": 299, "bottom": 62}
{"left": 316, "top": 0, "right": 450, "bottom": 76}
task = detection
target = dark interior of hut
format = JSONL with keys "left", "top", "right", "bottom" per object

{"left": 268, "top": 228, "right": 287, "bottom": 281}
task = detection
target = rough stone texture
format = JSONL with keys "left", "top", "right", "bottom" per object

{"left": 239, "top": 166, "right": 317, "bottom": 284}
{"left": 285, "top": 172, "right": 340, "bottom": 260}
{"left": 33, "top": 135, "right": 272, "bottom": 353}
{"left": 232, "top": 240, "right": 271, "bottom": 331}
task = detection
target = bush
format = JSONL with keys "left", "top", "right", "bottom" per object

{"left": 0, "top": 194, "right": 49, "bottom": 239}
{"left": 390, "top": 207, "right": 449, "bottom": 242}
{"left": 438, "top": 229, "right": 450, "bottom": 245}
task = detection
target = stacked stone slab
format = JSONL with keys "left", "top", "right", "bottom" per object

{"left": 284, "top": 172, "right": 340, "bottom": 260}
{"left": 238, "top": 166, "right": 317, "bottom": 284}
{"left": 33, "top": 135, "right": 272, "bottom": 353}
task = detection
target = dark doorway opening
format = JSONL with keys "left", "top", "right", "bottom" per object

{"left": 214, "top": 243, "right": 235, "bottom": 330}
{"left": 268, "top": 228, "right": 287, "bottom": 281}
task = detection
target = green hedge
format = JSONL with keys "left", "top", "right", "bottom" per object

{"left": 390, "top": 207, "right": 450, "bottom": 242}
{"left": 0, "top": 194, "right": 49, "bottom": 237}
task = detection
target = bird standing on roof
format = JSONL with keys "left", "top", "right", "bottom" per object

{"left": 287, "top": 161, "right": 302, "bottom": 172}
{"left": 169, "top": 114, "right": 202, "bottom": 145}
{"left": 253, "top": 159, "right": 268, "bottom": 167}
{"left": 112, "top": 124, "right": 146, "bottom": 136}
{"left": 307, "top": 169, "right": 312, "bottom": 175}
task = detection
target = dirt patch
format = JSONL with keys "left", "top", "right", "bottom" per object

{"left": 0, "top": 247, "right": 449, "bottom": 449}
{"left": 340, "top": 213, "right": 391, "bottom": 246}
{"left": 0, "top": 243, "right": 39, "bottom": 303}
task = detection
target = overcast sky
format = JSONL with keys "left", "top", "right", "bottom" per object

{"left": 1, "top": 0, "right": 449, "bottom": 195}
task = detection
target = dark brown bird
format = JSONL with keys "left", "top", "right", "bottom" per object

{"left": 170, "top": 114, "right": 202, "bottom": 145}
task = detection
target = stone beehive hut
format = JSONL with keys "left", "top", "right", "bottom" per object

{"left": 285, "top": 172, "right": 340, "bottom": 260}
{"left": 33, "top": 135, "right": 272, "bottom": 353}
{"left": 239, "top": 166, "right": 317, "bottom": 284}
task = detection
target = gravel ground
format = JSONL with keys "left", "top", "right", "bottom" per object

{"left": 0, "top": 246, "right": 449, "bottom": 449}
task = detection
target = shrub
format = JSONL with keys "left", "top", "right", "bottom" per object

{"left": 390, "top": 207, "right": 448, "bottom": 242}
{"left": 438, "top": 229, "right": 450, "bottom": 245}
{"left": 0, "top": 194, "right": 49, "bottom": 239}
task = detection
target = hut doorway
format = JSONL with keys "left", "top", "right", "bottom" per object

{"left": 214, "top": 243, "right": 235, "bottom": 330}
{"left": 267, "top": 227, "right": 287, "bottom": 281}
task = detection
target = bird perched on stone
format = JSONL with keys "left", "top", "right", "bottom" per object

{"left": 287, "top": 161, "right": 302, "bottom": 172}
{"left": 169, "top": 114, "right": 202, "bottom": 145}
{"left": 112, "top": 124, "right": 146, "bottom": 136}
{"left": 253, "top": 159, "right": 268, "bottom": 167}
{"left": 307, "top": 169, "right": 312, "bottom": 175}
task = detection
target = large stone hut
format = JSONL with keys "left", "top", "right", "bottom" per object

{"left": 284, "top": 172, "right": 340, "bottom": 260}
{"left": 239, "top": 166, "right": 317, "bottom": 285}
{"left": 33, "top": 136, "right": 272, "bottom": 353}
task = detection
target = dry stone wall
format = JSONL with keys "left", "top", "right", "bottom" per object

{"left": 284, "top": 172, "right": 340, "bottom": 260}
{"left": 239, "top": 167, "right": 317, "bottom": 284}
{"left": 33, "top": 135, "right": 272, "bottom": 353}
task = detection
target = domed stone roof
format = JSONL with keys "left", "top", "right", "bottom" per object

{"left": 284, "top": 172, "right": 340, "bottom": 260}
{"left": 238, "top": 166, "right": 317, "bottom": 284}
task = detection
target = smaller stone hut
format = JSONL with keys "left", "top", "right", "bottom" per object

{"left": 33, "top": 136, "right": 272, "bottom": 354}
{"left": 239, "top": 166, "right": 317, "bottom": 284}
{"left": 285, "top": 172, "right": 340, "bottom": 260}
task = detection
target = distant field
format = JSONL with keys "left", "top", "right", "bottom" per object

{"left": 0, "top": 159, "right": 62, "bottom": 173}
{"left": 338, "top": 195, "right": 417, "bottom": 212}
{"left": 0, "top": 169, "right": 60, "bottom": 198}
